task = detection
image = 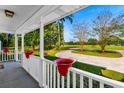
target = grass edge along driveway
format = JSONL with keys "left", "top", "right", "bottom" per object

{"left": 72, "top": 49, "right": 123, "bottom": 58}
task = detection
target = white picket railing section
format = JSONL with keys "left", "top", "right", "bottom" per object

{"left": 0, "top": 49, "right": 15, "bottom": 62}
{"left": 0, "top": 49, "right": 22, "bottom": 62}
{"left": 43, "top": 59, "right": 124, "bottom": 88}
{"left": 22, "top": 55, "right": 41, "bottom": 82}
{"left": 22, "top": 55, "right": 124, "bottom": 88}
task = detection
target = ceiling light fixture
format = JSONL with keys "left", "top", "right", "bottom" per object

{"left": 5, "top": 9, "right": 14, "bottom": 18}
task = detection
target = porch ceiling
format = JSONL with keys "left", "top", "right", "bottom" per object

{"left": 0, "top": 5, "right": 87, "bottom": 34}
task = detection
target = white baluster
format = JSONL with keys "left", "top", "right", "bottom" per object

{"left": 5, "top": 53, "right": 6, "bottom": 61}
{"left": 11, "top": 50, "right": 12, "bottom": 60}
{"left": 44, "top": 62, "right": 46, "bottom": 87}
{"left": 50, "top": 64, "right": 52, "bottom": 88}
{"left": 53, "top": 65, "right": 56, "bottom": 88}
{"left": 67, "top": 71, "right": 70, "bottom": 88}
{"left": 2, "top": 51, "right": 3, "bottom": 61}
{"left": 61, "top": 76, "right": 64, "bottom": 88}
{"left": 100, "top": 82, "right": 104, "bottom": 88}
{"left": 57, "top": 70, "right": 60, "bottom": 88}
{"left": 89, "top": 77, "right": 93, "bottom": 88}
{"left": 47, "top": 64, "right": 49, "bottom": 88}
{"left": 7, "top": 52, "right": 8, "bottom": 61}
{"left": 73, "top": 72, "right": 76, "bottom": 88}
{"left": 11, "top": 50, "right": 13, "bottom": 60}
{"left": 80, "top": 75, "right": 84, "bottom": 88}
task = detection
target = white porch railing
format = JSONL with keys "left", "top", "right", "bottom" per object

{"left": 0, "top": 49, "right": 15, "bottom": 62}
{"left": 18, "top": 51, "right": 22, "bottom": 61}
{"left": 0, "top": 49, "right": 22, "bottom": 62}
{"left": 22, "top": 55, "right": 124, "bottom": 88}
{"left": 22, "top": 55, "right": 40, "bottom": 82}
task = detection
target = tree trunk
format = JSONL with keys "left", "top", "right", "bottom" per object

{"left": 61, "top": 22, "right": 64, "bottom": 47}
{"left": 58, "top": 22, "right": 61, "bottom": 49}
{"left": 32, "top": 45, "right": 35, "bottom": 50}
{"left": 100, "top": 45, "right": 105, "bottom": 53}
{"left": 80, "top": 40, "right": 84, "bottom": 51}
{"left": 6, "top": 34, "right": 8, "bottom": 47}
{"left": 100, "top": 37, "right": 107, "bottom": 53}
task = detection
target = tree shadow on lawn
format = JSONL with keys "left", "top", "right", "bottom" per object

{"left": 72, "top": 49, "right": 123, "bottom": 58}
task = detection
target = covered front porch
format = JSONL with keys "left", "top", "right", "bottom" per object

{"left": 0, "top": 5, "right": 124, "bottom": 88}
{"left": 0, "top": 62, "right": 39, "bottom": 88}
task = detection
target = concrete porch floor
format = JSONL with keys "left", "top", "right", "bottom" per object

{"left": 0, "top": 62, "right": 40, "bottom": 88}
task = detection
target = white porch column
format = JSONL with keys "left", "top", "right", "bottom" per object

{"left": 21, "top": 33, "right": 24, "bottom": 65}
{"left": 15, "top": 33, "right": 18, "bottom": 61}
{"left": 39, "top": 17, "right": 45, "bottom": 87}
{"left": 40, "top": 21, "right": 44, "bottom": 58}
{"left": 0, "top": 41, "right": 1, "bottom": 51}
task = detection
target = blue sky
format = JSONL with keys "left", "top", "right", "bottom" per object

{"left": 63, "top": 5, "right": 124, "bottom": 42}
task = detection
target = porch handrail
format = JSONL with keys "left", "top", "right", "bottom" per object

{"left": 69, "top": 67, "right": 124, "bottom": 88}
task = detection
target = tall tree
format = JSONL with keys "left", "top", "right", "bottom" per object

{"left": 24, "top": 29, "right": 40, "bottom": 50}
{"left": 87, "top": 38, "right": 98, "bottom": 45}
{"left": 31, "top": 29, "right": 40, "bottom": 50}
{"left": 44, "top": 22, "right": 59, "bottom": 49}
{"left": 72, "top": 21, "right": 89, "bottom": 51}
{"left": 93, "top": 11, "right": 124, "bottom": 52}
{"left": 0, "top": 33, "right": 12, "bottom": 47}
{"left": 107, "top": 35, "right": 121, "bottom": 45}
{"left": 57, "top": 15, "right": 73, "bottom": 48}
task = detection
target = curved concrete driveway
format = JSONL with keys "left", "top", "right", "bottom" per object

{"left": 56, "top": 50, "right": 124, "bottom": 73}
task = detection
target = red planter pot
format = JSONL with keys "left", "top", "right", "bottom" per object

{"left": 55, "top": 58, "right": 75, "bottom": 76}
{"left": 25, "top": 50, "right": 33, "bottom": 59}
{"left": 44, "top": 51, "right": 48, "bottom": 56}
{"left": 3, "top": 48, "right": 9, "bottom": 53}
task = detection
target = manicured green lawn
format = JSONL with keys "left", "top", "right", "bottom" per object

{"left": 44, "top": 55, "right": 58, "bottom": 60}
{"left": 105, "top": 45, "right": 124, "bottom": 50}
{"left": 101, "top": 69, "right": 124, "bottom": 81}
{"left": 73, "top": 61, "right": 103, "bottom": 75}
{"left": 64, "top": 45, "right": 124, "bottom": 50}
{"left": 72, "top": 49, "right": 122, "bottom": 58}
